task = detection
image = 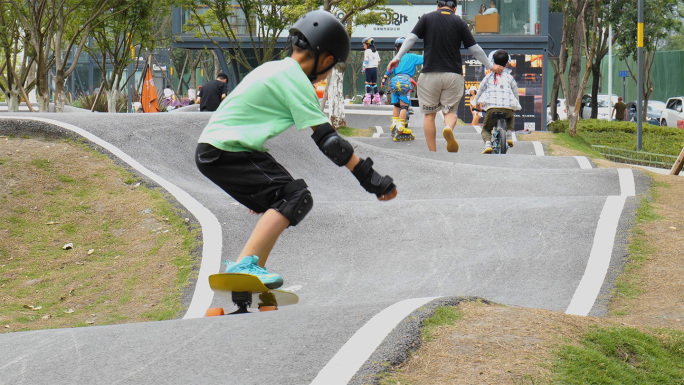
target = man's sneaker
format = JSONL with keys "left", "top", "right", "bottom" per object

{"left": 442, "top": 127, "right": 459, "bottom": 153}
{"left": 507, "top": 139, "right": 514, "bottom": 147}
{"left": 225, "top": 256, "right": 283, "bottom": 289}
{"left": 482, "top": 141, "right": 493, "bottom": 154}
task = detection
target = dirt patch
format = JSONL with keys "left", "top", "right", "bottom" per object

{"left": 397, "top": 301, "right": 613, "bottom": 385}
{"left": 383, "top": 132, "right": 684, "bottom": 384}
{"left": 0, "top": 137, "right": 197, "bottom": 332}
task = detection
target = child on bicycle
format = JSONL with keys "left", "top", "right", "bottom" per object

{"left": 362, "top": 37, "right": 382, "bottom": 105}
{"left": 195, "top": 10, "right": 397, "bottom": 289}
{"left": 470, "top": 50, "right": 521, "bottom": 154}
{"left": 381, "top": 37, "right": 423, "bottom": 141}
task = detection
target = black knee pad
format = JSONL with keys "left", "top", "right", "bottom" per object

{"left": 272, "top": 179, "right": 313, "bottom": 226}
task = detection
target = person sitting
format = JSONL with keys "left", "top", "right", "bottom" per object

{"left": 483, "top": 0, "right": 498, "bottom": 15}
{"left": 471, "top": 50, "right": 521, "bottom": 154}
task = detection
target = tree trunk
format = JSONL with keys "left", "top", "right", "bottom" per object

{"left": 590, "top": 62, "right": 601, "bottom": 119}
{"left": 53, "top": 70, "right": 67, "bottom": 112}
{"left": 328, "top": 67, "right": 346, "bottom": 128}
{"left": 549, "top": 59, "right": 562, "bottom": 121}
{"left": 35, "top": 59, "right": 50, "bottom": 112}
{"left": 7, "top": 89, "right": 20, "bottom": 112}
{"left": 566, "top": 2, "right": 588, "bottom": 136}
{"left": 106, "top": 89, "right": 118, "bottom": 112}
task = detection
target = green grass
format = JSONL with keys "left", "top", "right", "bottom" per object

{"left": 337, "top": 126, "right": 374, "bottom": 137}
{"left": 547, "top": 120, "right": 684, "bottom": 157}
{"left": 552, "top": 327, "right": 684, "bottom": 384}
{"left": 421, "top": 306, "right": 463, "bottom": 342}
{"left": 610, "top": 192, "right": 664, "bottom": 313}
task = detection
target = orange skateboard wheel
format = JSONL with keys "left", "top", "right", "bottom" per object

{"left": 206, "top": 307, "right": 225, "bottom": 317}
{"left": 259, "top": 306, "right": 278, "bottom": 312}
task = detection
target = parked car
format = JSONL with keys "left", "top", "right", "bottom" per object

{"left": 660, "top": 97, "right": 684, "bottom": 128}
{"left": 546, "top": 98, "right": 567, "bottom": 122}
{"left": 580, "top": 94, "right": 619, "bottom": 120}
{"left": 626, "top": 100, "right": 665, "bottom": 125}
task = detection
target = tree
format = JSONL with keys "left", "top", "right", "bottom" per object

{"left": 85, "top": 0, "right": 165, "bottom": 112}
{"left": 587, "top": 0, "right": 618, "bottom": 119}
{"left": 182, "top": 0, "right": 314, "bottom": 72}
{"left": 612, "top": 0, "right": 683, "bottom": 121}
{"left": 0, "top": 2, "right": 36, "bottom": 111}
{"left": 564, "top": 0, "right": 598, "bottom": 136}
{"left": 548, "top": 0, "right": 573, "bottom": 121}
{"left": 12, "top": 0, "right": 113, "bottom": 112}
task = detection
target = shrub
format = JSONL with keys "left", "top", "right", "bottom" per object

{"left": 72, "top": 92, "right": 128, "bottom": 112}
{"left": 548, "top": 119, "right": 684, "bottom": 156}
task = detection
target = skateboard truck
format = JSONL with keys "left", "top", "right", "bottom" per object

{"left": 231, "top": 291, "right": 252, "bottom": 314}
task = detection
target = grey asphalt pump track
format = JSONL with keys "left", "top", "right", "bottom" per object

{"left": 0, "top": 107, "right": 648, "bottom": 385}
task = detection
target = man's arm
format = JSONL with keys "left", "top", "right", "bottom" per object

{"left": 468, "top": 44, "right": 503, "bottom": 74}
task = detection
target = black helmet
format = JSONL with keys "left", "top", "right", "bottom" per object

{"left": 289, "top": 10, "right": 350, "bottom": 65}
{"left": 437, "top": 0, "right": 457, "bottom": 8}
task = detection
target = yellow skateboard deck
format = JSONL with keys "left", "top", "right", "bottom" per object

{"left": 208, "top": 273, "right": 298, "bottom": 315}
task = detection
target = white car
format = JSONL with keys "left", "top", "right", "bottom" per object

{"left": 581, "top": 94, "right": 619, "bottom": 120}
{"left": 547, "top": 98, "right": 567, "bottom": 122}
{"left": 660, "top": 97, "right": 684, "bottom": 128}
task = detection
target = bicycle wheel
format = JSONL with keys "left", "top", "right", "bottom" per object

{"left": 497, "top": 121, "right": 508, "bottom": 154}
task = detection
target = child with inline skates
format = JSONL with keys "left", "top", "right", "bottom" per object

{"left": 381, "top": 37, "right": 423, "bottom": 141}
{"left": 362, "top": 37, "right": 382, "bottom": 105}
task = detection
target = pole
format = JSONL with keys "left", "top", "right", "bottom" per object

{"left": 636, "top": 0, "right": 644, "bottom": 151}
{"left": 608, "top": 24, "right": 613, "bottom": 106}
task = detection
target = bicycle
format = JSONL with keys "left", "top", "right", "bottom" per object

{"left": 489, "top": 111, "right": 508, "bottom": 154}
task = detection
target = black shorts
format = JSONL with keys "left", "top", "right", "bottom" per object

{"left": 365, "top": 67, "right": 378, "bottom": 84}
{"left": 195, "top": 143, "right": 294, "bottom": 213}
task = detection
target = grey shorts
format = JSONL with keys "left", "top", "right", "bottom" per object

{"left": 417, "top": 72, "right": 465, "bottom": 115}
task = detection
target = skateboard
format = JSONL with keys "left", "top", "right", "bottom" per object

{"left": 206, "top": 273, "right": 298, "bottom": 316}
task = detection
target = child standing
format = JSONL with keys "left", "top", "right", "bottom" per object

{"left": 381, "top": 37, "right": 423, "bottom": 141}
{"left": 195, "top": 11, "right": 397, "bottom": 289}
{"left": 471, "top": 50, "right": 521, "bottom": 154}
{"left": 362, "top": 37, "right": 382, "bottom": 105}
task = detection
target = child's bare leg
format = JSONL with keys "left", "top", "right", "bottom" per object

{"left": 423, "top": 112, "right": 437, "bottom": 151}
{"left": 393, "top": 105, "right": 400, "bottom": 118}
{"left": 238, "top": 208, "right": 290, "bottom": 267}
{"left": 399, "top": 101, "right": 408, "bottom": 121}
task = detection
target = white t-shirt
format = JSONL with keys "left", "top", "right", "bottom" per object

{"left": 363, "top": 49, "right": 380, "bottom": 69}
{"left": 483, "top": 8, "right": 498, "bottom": 15}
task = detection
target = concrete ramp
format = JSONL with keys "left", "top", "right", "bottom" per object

{"left": 0, "top": 112, "right": 647, "bottom": 385}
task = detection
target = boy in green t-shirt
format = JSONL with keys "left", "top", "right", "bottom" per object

{"left": 195, "top": 10, "right": 397, "bottom": 289}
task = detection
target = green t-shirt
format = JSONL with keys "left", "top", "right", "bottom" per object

{"left": 198, "top": 57, "right": 329, "bottom": 152}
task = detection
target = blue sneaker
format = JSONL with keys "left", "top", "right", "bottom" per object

{"left": 225, "top": 256, "right": 283, "bottom": 289}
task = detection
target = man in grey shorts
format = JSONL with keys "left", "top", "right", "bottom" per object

{"left": 387, "top": 0, "right": 503, "bottom": 152}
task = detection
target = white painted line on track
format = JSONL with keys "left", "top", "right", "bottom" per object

{"left": 0, "top": 116, "right": 222, "bottom": 319}
{"left": 565, "top": 195, "right": 627, "bottom": 316}
{"left": 373, "top": 125, "right": 383, "bottom": 138}
{"left": 532, "top": 141, "right": 545, "bottom": 156}
{"left": 310, "top": 297, "right": 439, "bottom": 385}
{"left": 574, "top": 156, "right": 593, "bottom": 169}
{"left": 618, "top": 168, "right": 636, "bottom": 197}
{"left": 324, "top": 109, "right": 393, "bottom": 116}
{"left": 565, "top": 168, "right": 635, "bottom": 316}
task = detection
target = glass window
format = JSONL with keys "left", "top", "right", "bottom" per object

{"left": 466, "top": 0, "right": 541, "bottom": 35}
